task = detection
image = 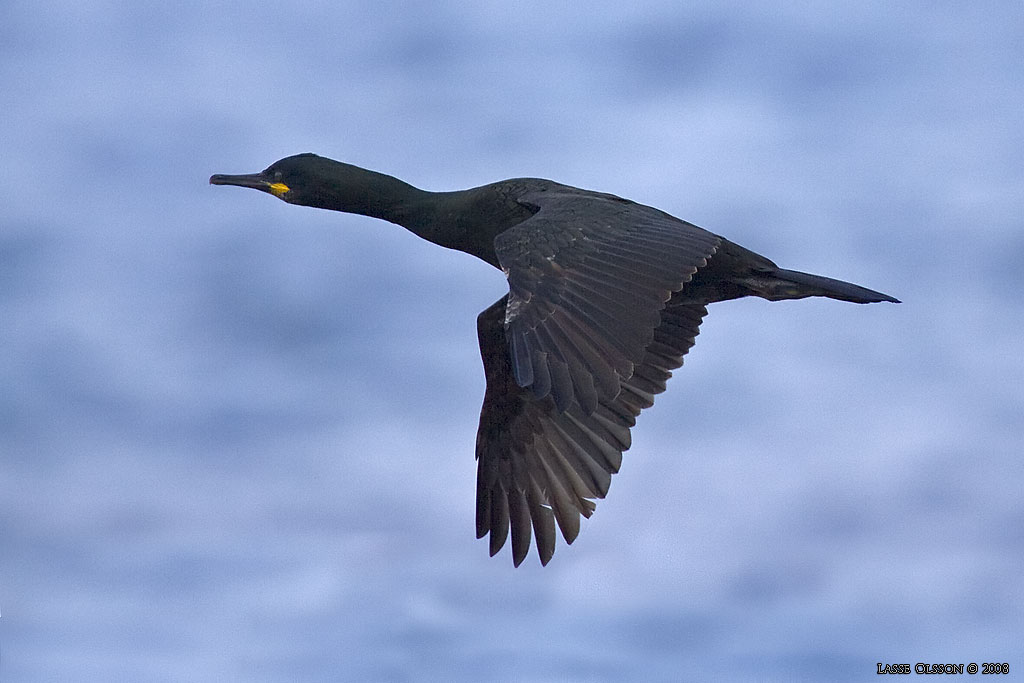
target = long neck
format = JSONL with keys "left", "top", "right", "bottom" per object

{"left": 309, "top": 162, "right": 506, "bottom": 264}
{"left": 313, "top": 164, "right": 460, "bottom": 248}
{"left": 312, "top": 166, "right": 420, "bottom": 221}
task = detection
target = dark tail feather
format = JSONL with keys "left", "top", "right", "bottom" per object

{"left": 765, "top": 268, "right": 901, "bottom": 304}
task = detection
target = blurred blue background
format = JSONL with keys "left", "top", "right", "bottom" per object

{"left": 2, "top": 2, "right": 1021, "bottom": 681}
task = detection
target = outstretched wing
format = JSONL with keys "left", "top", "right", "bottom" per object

{"left": 494, "top": 190, "right": 721, "bottom": 415}
{"left": 475, "top": 294, "right": 708, "bottom": 566}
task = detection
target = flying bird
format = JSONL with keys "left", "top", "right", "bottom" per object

{"left": 211, "top": 153, "right": 898, "bottom": 566}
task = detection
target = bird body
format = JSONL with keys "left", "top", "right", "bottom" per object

{"left": 211, "top": 153, "right": 898, "bottom": 566}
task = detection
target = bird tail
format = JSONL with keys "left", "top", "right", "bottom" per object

{"left": 762, "top": 268, "right": 900, "bottom": 304}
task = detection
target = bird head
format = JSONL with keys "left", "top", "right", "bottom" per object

{"left": 209, "top": 153, "right": 336, "bottom": 207}
{"left": 210, "top": 153, "right": 413, "bottom": 219}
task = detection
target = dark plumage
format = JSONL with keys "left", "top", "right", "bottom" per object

{"left": 211, "top": 153, "right": 899, "bottom": 566}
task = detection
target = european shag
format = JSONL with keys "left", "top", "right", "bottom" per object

{"left": 210, "top": 153, "right": 899, "bottom": 567}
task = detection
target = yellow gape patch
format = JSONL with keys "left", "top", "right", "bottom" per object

{"left": 268, "top": 182, "right": 290, "bottom": 197}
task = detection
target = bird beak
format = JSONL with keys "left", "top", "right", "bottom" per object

{"left": 210, "top": 172, "right": 290, "bottom": 198}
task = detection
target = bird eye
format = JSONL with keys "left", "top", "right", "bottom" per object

{"left": 274, "top": 170, "right": 283, "bottom": 181}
